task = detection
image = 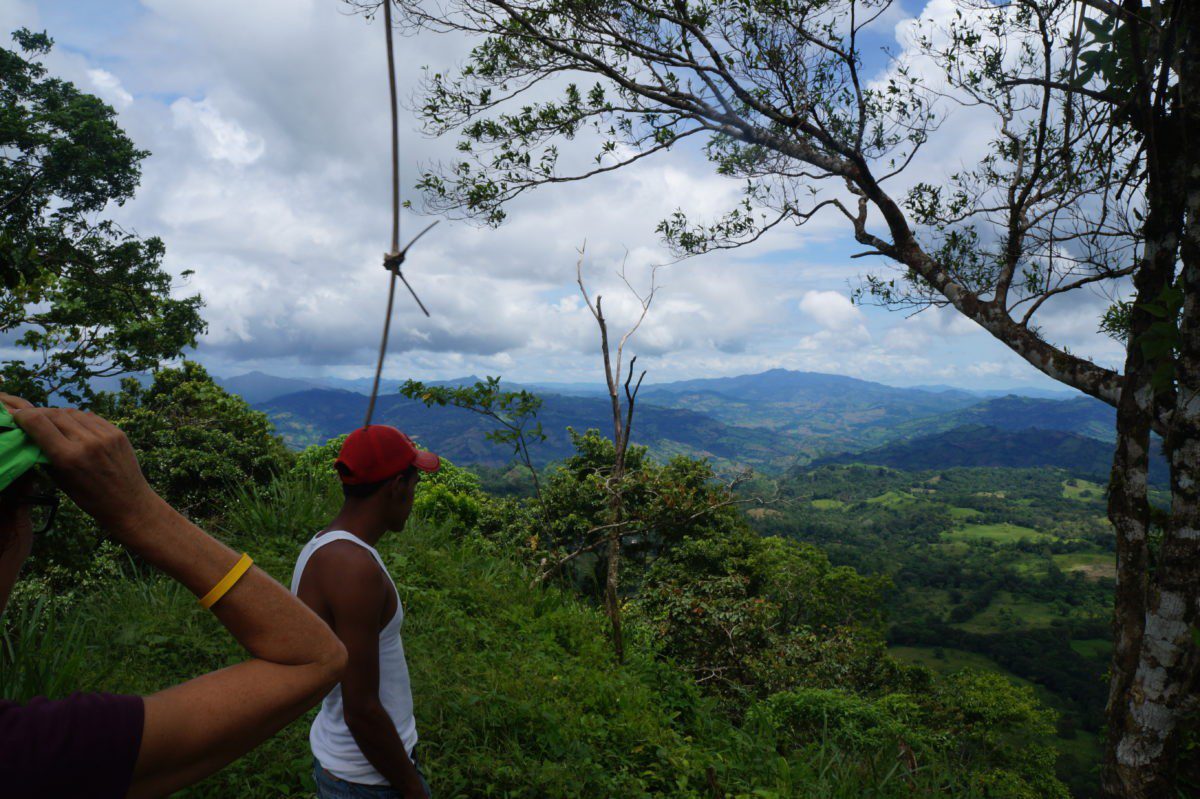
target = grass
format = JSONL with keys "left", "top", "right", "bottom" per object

{"left": 1052, "top": 552, "right": 1115, "bottom": 581}
{"left": 951, "top": 591, "right": 1077, "bottom": 633}
{"left": 1062, "top": 479, "right": 1105, "bottom": 502}
{"left": 1070, "top": 639, "right": 1112, "bottom": 660}
{"left": 811, "top": 498, "right": 847, "bottom": 510}
{"left": 889, "top": 646, "right": 1028, "bottom": 685}
{"left": 945, "top": 506, "right": 983, "bottom": 521}
{"left": 943, "top": 522, "right": 1049, "bottom": 544}
{"left": 864, "top": 490, "right": 913, "bottom": 507}
{"left": 0, "top": 596, "right": 91, "bottom": 702}
{"left": 1009, "top": 552, "right": 1054, "bottom": 578}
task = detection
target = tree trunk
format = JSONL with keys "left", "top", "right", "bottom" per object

{"left": 1103, "top": 7, "right": 1196, "bottom": 792}
{"left": 1110, "top": 210, "right": 1200, "bottom": 796}
{"left": 604, "top": 526, "right": 624, "bottom": 663}
{"left": 1102, "top": 184, "right": 1186, "bottom": 799}
{"left": 604, "top": 431, "right": 627, "bottom": 664}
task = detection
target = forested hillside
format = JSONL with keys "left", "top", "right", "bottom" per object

{"left": 6, "top": 366, "right": 1073, "bottom": 798}
{"left": 7, "top": 1, "right": 1200, "bottom": 795}
{"left": 746, "top": 464, "right": 1128, "bottom": 796}
{"left": 814, "top": 425, "right": 1169, "bottom": 484}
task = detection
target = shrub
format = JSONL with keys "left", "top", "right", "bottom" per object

{"left": 94, "top": 362, "right": 292, "bottom": 518}
{"left": 0, "top": 596, "right": 92, "bottom": 702}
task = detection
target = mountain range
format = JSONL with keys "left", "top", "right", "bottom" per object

{"left": 815, "top": 424, "right": 1139, "bottom": 481}
{"left": 218, "top": 368, "right": 1131, "bottom": 478}
{"left": 257, "top": 387, "right": 807, "bottom": 470}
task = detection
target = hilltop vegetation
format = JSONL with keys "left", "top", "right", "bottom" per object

{"left": 747, "top": 464, "right": 1123, "bottom": 796}
{"left": 3, "top": 366, "right": 1072, "bottom": 797}
{"left": 815, "top": 425, "right": 1147, "bottom": 483}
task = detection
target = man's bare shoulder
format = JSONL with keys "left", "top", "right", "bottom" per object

{"left": 303, "top": 539, "right": 386, "bottom": 603}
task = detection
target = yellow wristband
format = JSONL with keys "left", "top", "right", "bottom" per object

{"left": 198, "top": 553, "right": 254, "bottom": 609}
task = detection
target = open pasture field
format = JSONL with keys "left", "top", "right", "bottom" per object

{"left": 951, "top": 591, "right": 1091, "bottom": 633}
{"left": 1070, "top": 639, "right": 1113, "bottom": 659}
{"left": 1063, "top": 479, "right": 1106, "bottom": 501}
{"left": 1053, "top": 552, "right": 1115, "bottom": 581}
{"left": 864, "top": 490, "right": 915, "bottom": 507}
{"left": 889, "top": 646, "right": 1029, "bottom": 684}
{"left": 943, "top": 522, "right": 1050, "bottom": 543}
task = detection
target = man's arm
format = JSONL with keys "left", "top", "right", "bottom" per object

{"left": 304, "top": 543, "right": 428, "bottom": 798}
{"left": 5, "top": 398, "right": 348, "bottom": 798}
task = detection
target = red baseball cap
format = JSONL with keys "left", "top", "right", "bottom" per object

{"left": 335, "top": 425, "right": 441, "bottom": 484}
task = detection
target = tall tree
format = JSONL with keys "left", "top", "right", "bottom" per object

{"left": 0, "top": 29, "right": 204, "bottom": 404}
{"left": 575, "top": 244, "right": 655, "bottom": 662}
{"left": 359, "top": 0, "right": 1198, "bottom": 793}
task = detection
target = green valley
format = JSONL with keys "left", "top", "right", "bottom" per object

{"left": 746, "top": 464, "right": 1118, "bottom": 796}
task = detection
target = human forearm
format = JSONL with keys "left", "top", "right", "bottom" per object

{"left": 5, "top": 401, "right": 349, "bottom": 797}
{"left": 112, "top": 496, "right": 342, "bottom": 668}
{"left": 7, "top": 401, "right": 341, "bottom": 669}
{"left": 346, "top": 704, "right": 426, "bottom": 794}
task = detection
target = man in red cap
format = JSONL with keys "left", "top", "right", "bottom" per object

{"left": 291, "top": 425, "right": 440, "bottom": 799}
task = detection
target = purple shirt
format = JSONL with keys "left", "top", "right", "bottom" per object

{"left": 0, "top": 692, "right": 144, "bottom": 799}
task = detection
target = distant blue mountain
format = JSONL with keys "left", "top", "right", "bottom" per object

{"left": 216, "top": 371, "right": 324, "bottom": 405}
{"left": 234, "top": 368, "right": 1125, "bottom": 474}
{"left": 816, "top": 423, "right": 1165, "bottom": 484}
{"left": 257, "top": 388, "right": 809, "bottom": 471}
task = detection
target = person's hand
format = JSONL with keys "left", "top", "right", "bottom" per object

{"left": 2, "top": 396, "right": 162, "bottom": 535}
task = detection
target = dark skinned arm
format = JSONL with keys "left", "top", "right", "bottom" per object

{"left": 301, "top": 542, "right": 428, "bottom": 799}
{"left": 2, "top": 396, "right": 348, "bottom": 798}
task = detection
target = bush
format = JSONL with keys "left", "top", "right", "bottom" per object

{"left": 94, "top": 362, "right": 292, "bottom": 518}
{"left": 222, "top": 473, "right": 341, "bottom": 548}
{"left": 750, "top": 688, "right": 920, "bottom": 753}
{"left": 0, "top": 595, "right": 92, "bottom": 702}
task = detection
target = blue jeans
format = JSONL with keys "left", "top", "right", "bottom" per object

{"left": 313, "top": 750, "right": 431, "bottom": 799}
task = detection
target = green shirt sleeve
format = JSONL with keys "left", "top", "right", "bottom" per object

{"left": 0, "top": 406, "right": 48, "bottom": 493}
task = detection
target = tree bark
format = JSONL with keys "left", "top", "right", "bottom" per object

{"left": 603, "top": 525, "right": 624, "bottom": 664}
{"left": 1102, "top": 240, "right": 1171, "bottom": 797}
{"left": 1101, "top": 171, "right": 1188, "bottom": 799}
{"left": 1103, "top": 5, "right": 1196, "bottom": 794}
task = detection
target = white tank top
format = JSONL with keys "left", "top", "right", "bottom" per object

{"left": 291, "top": 531, "right": 418, "bottom": 784}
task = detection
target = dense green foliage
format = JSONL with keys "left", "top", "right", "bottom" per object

{"left": 93, "top": 362, "right": 292, "bottom": 516}
{"left": 2, "top": 411, "right": 1073, "bottom": 797}
{"left": 819, "top": 425, "right": 1168, "bottom": 486}
{"left": 747, "top": 464, "right": 1121, "bottom": 796}
{"left": 0, "top": 30, "right": 204, "bottom": 403}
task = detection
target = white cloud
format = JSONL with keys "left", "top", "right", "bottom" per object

{"left": 799, "top": 290, "right": 866, "bottom": 333}
{"left": 0, "top": 0, "right": 1109, "bottom": 393}
{"left": 87, "top": 68, "right": 133, "bottom": 108}
{"left": 170, "top": 98, "right": 264, "bottom": 165}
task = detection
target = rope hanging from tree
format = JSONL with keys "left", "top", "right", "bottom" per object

{"left": 364, "top": 0, "right": 437, "bottom": 428}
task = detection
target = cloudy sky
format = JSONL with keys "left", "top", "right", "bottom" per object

{"left": 4, "top": 0, "right": 1126, "bottom": 391}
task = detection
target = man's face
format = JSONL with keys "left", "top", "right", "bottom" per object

{"left": 0, "top": 496, "right": 32, "bottom": 558}
{"left": 385, "top": 469, "right": 421, "bottom": 531}
{"left": 0, "top": 476, "right": 36, "bottom": 593}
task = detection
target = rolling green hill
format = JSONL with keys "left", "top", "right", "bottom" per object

{"left": 638, "top": 369, "right": 980, "bottom": 443}
{"left": 257, "top": 388, "right": 810, "bottom": 470}
{"left": 815, "top": 424, "right": 1167, "bottom": 484}
{"left": 887, "top": 395, "right": 1116, "bottom": 442}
